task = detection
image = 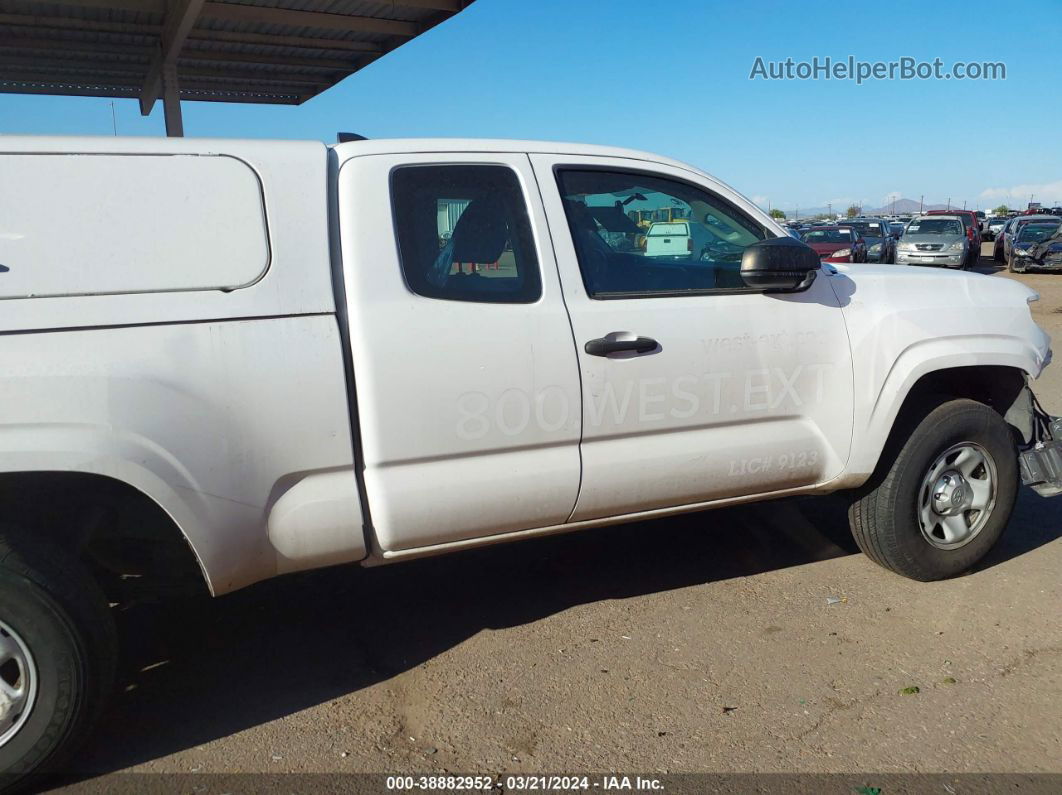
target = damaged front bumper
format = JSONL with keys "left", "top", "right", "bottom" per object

{"left": 1020, "top": 421, "right": 1062, "bottom": 497}
{"left": 1015, "top": 392, "right": 1062, "bottom": 498}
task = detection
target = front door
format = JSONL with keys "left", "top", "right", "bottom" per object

{"left": 530, "top": 155, "right": 854, "bottom": 522}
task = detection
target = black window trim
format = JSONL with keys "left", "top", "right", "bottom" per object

{"left": 388, "top": 161, "right": 544, "bottom": 304}
{"left": 551, "top": 163, "right": 778, "bottom": 301}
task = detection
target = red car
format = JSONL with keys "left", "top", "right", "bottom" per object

{"left": 924, "top": 209, "right": 981, "bottom": 267}
{"left": 801, "top": 225, "right": 867, "bottom": 263}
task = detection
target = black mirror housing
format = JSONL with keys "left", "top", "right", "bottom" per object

{"left": 740, "top": 236, "right": 820, "bottom": 292}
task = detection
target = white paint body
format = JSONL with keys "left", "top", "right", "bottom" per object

{"left": 0, "top": 137, "right": 1051, "bottom": 594}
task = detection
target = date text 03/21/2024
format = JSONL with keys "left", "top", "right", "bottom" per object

{"left": 385, "top": 774, "right": 664, "bottom": 791}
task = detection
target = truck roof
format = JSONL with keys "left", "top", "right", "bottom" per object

{"left": 329, "top": 137, "right": 696, "bottom": 167}
{"left": 0, "top": 134, "right": 717, "bottom": 184}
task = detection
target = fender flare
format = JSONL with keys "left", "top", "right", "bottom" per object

{"left": 846, "top": 335, "right": 1044, "bottom": 479}
{"left": 0, "top": 423, "right": 252, "bottom": 595}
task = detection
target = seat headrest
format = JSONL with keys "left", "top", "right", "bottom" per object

{"left": 451, "top": 200, "right": 509, "bottom": 263}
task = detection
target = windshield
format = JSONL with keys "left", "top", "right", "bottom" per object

{"left": 1016, "top": 217, "right": 1061, "bottom": 233}
{"left": 889, "top": 223, "right": 905, "bottom": 234}
{"left": 928, "top": 213, "right": 971, "bottom": 229}
{"left": 803, "top": 229, "right": 852, "bottom": 244}
{"left": 1017, "top": 224, "right": 1059, "bottom": 243}
{"left": 647, "top": 222, "right": 689, "bottom": 236}
{"left": 907, "top": 219, "right": 963, "bottom": 235}
{"left": 848, "top": 222, "right": 884, "bottom": 238}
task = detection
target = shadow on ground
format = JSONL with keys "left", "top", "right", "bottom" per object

{"left": 60, "top": 480, "right": 1061, "bottom": 782}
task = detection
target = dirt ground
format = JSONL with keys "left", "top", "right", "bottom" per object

{"left": 51, "top": 245, "right": 1061, "bottom": 790}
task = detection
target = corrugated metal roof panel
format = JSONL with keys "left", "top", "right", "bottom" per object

{"left": 0, "top": 0, "right": 471, "bottom": 106}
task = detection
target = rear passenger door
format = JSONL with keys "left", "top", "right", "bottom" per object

{"left": 530, "top": 154, "right": 854, "bottom": 522}
{"left": 336, "top": 153, "right": 582, "bottom": 553}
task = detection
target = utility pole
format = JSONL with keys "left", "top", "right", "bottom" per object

{"left": 828, "top": 202, "right": 832, "bottom": 218}
{"left": 919, "top": 195, "right": 924, "bottom": 213}
{"left": 963, "top": 200, "right": 967, "bottom": 210}
{"left": 946, "top": 197, "right": 951, "bottom": 210}
{"left": 110, "top": 101, "right": 118, "bottom": 136}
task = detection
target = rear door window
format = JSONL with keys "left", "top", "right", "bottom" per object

{"left": 647, "top": 223, "right": 689, "bottom": 236}
{"left": 391, "top": 164, "right": 541, "bottom": 303}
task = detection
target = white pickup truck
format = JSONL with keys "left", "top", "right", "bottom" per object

{"left": 1, "top": 136, "right": 1060, "bottom": 782}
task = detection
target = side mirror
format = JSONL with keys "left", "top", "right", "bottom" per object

{"left": 740, "top": 237, "right": 820, "bottom": 292}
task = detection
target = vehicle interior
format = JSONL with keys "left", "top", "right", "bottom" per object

{"left": 557, "top": 170, "right": 766, "bottom": 297}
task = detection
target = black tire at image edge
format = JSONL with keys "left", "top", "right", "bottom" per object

{"left": 0, "top": 534, "right": 116, "bottom": 788}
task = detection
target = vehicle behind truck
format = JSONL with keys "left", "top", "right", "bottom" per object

{"left": 0, "top": 136, "right": 1059, "bottom": 785}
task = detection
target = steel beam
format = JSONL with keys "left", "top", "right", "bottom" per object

{"left": 161, "top": 61, "right": 182, "bottom": 136}
{"left": 140, "top": 0, "right": 205, "bottom": 116}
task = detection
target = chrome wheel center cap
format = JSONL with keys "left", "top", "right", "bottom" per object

{"left": 932, "top": 471, "right": 971, "bottom": 516}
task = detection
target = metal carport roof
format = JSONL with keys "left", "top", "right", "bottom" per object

{"left": 0, "top": 0, "right": 474, "bottom": 135}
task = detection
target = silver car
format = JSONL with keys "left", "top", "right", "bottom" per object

{"left": 895, "top": 215, "right": 968, "bottom": 268}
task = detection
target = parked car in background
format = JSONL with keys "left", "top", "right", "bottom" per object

{"left": 924, "top": 209, "right": 981, "bottom": 266}
{"left": 801, "top": 225, "right": 867, "bottom": 263}
{"left": 889, "top": 221, "right": 907, "bottom": 239}
{"left": 996, "top": 214, "right": 1062, "bottom": 263}
{"left": 847, "top": 218, "right": 895, "bottom": 263}
{"left": 984, "top": 216, "right": 1008, "bottom": 242}
{"left": 645, "top": 220, "right": 718, "bottom": 260}
{"left": 896, "top": 215, "right": 969, "bottom": 268}
{"left": 1009, "top": 222, "right": 1062, "bottom": 273}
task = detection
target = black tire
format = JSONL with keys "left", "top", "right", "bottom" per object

{"left": 848, "top": 398, "right": 1018, "bottom": 581}
{"left": 0, "top": 532, "right": 116, "bottom": 789}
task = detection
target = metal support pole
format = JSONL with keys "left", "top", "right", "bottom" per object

{"left": 162, "top": 62, "right": 183, "bottom": 137}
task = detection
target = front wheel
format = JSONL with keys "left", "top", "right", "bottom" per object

{"left": 848, "top": 398, "right": 1018, "bottom": 581}
{"left": 0, "top": 534, "right": 116, "bottom": 786}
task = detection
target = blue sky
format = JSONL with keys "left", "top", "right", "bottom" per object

{"left": 2, "top": 0, "right": 1058, "bottom": 213}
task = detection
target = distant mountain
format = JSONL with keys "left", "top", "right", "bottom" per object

{"left": 865, "top": 198, "right": 951, "bottom": 215}
{"left": 774, "top": 198, "right": 957, "bottom": 221}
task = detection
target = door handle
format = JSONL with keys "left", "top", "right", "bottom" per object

{"left": 584, "top": 335, "right": 658, "bottom": 357}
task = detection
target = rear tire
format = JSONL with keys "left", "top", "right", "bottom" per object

{"left": 0, "top": 532, "right": 116, "bottom": 788}
{"left": 848, "top": 398, "right": 1018, "bottom": 581}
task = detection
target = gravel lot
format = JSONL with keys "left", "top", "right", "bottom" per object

{"left": 53, "top": 246, "right": 1062, "bottom": 789}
